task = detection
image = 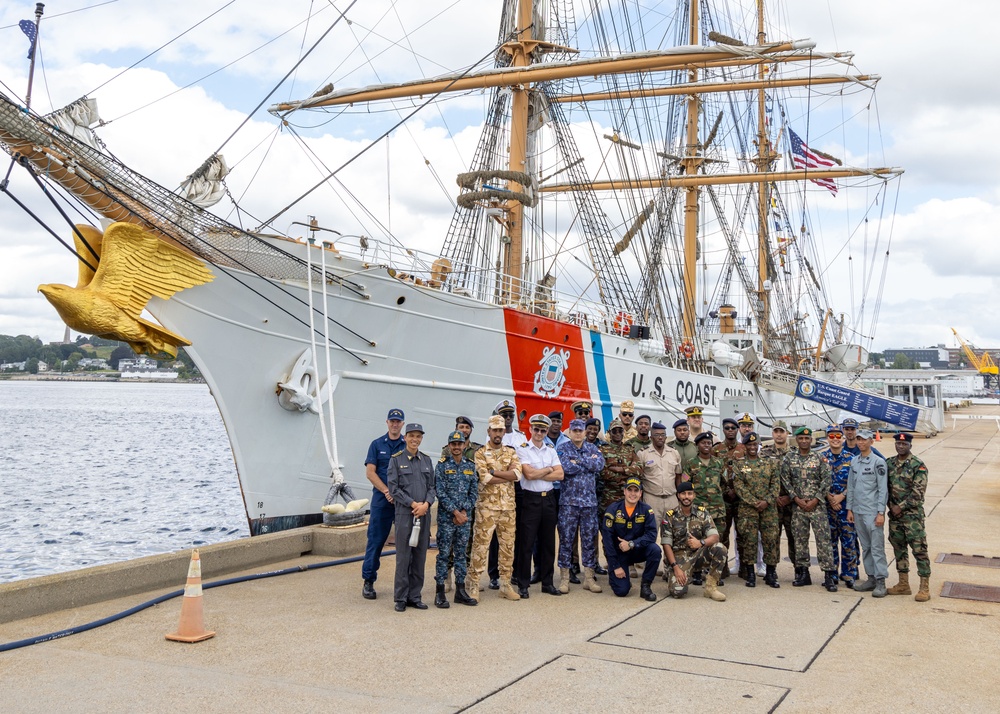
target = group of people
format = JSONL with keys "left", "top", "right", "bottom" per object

{"left": 358, "top": 400, "right": 932, "bottom": 611}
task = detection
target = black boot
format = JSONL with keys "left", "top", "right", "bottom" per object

{"left": 435, "top": 583, "right": 450, "bottom": 609}
{"left": 792, "top": 566, "right": 808, "bottom": 587}
{"left": 803, "top": 568, "right": 812, "bottom": 586}
{"left": 362, "top": 579, "right": 376, "bottom": 600}
{"left": 593, "top": 563, "right": 608, "bottom": 575}
{"left": 738, "top": 563, "right": 749, "bottom": 580}
{"left": 691, "top": 570, "right": 704, "bottom": 586}
{"left": 640, "top": 581, "right": 657, "bottom": 602}
{"left": 764, "top": 565, "right": 780, "bottom": 588}
{"left": 745, "top": 569, "right": 756, "bottom": 587}
{"left": 569, "top": 564, "right": 581, "bottom": 584}
{"left": 454, "top": 584, "right": 477, "bottom": 606}
{"left": 823, "top": 570, "right": 839, "bottom": 592}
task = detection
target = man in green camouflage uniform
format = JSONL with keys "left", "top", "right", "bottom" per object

{"left": 627, "top": 414, "right": 652, "bottom": 453}
{"left": 780, "top": 427, "right": 837, "bottom": 591}
{"left": 599, "top": 418, "right": 642, "bottom": 514}
{"left": 660, "top": 481, "right": 727, "bottom": 601}
{"left": 733, "top": 432, "right": 780, "bottom": 588}
{"left": 686, "top": 431, "right": 727, "bottom": 584}
{"left": 761, "top": 420, "right": 794, "bottom": 568}
{"left": 886, "top": 432, "right": 931, "bottom": 602}
{"left": 713, "top": 419, "right": 744, "bottom": 579}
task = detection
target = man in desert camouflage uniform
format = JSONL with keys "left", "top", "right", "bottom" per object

{"left": 661, "top": 481, "right": 727, "bottom": 601}
{"left": 733, "top": 432, "right": 780, "bottom": 588}
{"left": 886, "top": 433, "right": 932, "bottom": 602}
{"left": 468, "top": 415, "right": 522, "bottom": 602}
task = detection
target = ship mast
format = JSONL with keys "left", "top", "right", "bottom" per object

{"left": 500, "top": 0, "right": 534, "bottom": 301}
{"left": 680, "top": 0, "right": 703, "bottom": 343}
{"left": 753, "top": 0, "right": 774, "bottom": 354}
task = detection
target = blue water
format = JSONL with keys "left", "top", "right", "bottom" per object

{"left": 0, "top": 381, "right": 248, "bottom": 583}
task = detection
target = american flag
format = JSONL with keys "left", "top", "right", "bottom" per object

{"left": 789, "top": 128, "right": 838, "bottom": 196}
{"left": 19, "top": 20, "right": 37, "bottom": 60}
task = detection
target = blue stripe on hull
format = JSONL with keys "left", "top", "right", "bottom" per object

{"left": 589, "top": 330, "right": 614, "bottom": 427}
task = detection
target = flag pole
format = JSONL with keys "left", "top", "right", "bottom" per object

{"left": 24, "top": 3, "right": 45, "bottom": 110}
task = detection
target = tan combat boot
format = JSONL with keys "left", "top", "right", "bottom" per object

{"left": 886, "top": 570, "right": 911, "bottom": 595}
{"left": 465, "top": 576, "right": 479, "bottom": 602}
{"left": 703, "top": 574, "right": 727, "bottom": 602}
{"left": 915, "top": 576, "right": 931, "bottom": 602}
{"left": 559, "top": 567, "right": 571, "bottom": 594}
{"left": 583, "top": 567, "right": 603, "bottom": 593}
{"left": 498, "top": 579, "right": 521, "bottom": 601}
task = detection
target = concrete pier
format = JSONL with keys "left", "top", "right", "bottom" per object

{"left": 2, "top": 406, "right": 999, "bottom": 712}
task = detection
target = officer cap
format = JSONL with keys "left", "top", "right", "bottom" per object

{"left": 676, "top": 481, "right": 694, "bottom": 494}
{"left": 447, "top": 430, "right": 466, "bottom": 443}
{"left": 548, "top": 410, "right": 564, "bottom": 421}
{"left": 455, "top": 415, "right": 474, "bottom": 429}
{"left": 841, "top": 418, "right": 859, "bottom": 428}
{"left": 857, "top": 428, "right": 875, "bottom": 440}
{"left": 609, "top": 418, "right": 625, "bottom": 432}
{"left": 651, "top": 421, "right": 667, "bottom": 430}
{"left": 895, "top": 432, "right": 913, "bottom": 442}
{"left": 722, "top": 417, "right": 738, "bottom": 428}
{"left": 793, "top": 426, "right": 812, "bottom": 437}
{"left": 694, "top": 431, "right": 714, "bottom": 444}
{"left": 672, "top": 418, "right": 688, "bottom": 429}
{"left": 737, "top": 412, "right": 755, "bottom": 424}
{"left": 494, "top": 399, "right": 516, "bottom": 415}
{"left": 529, "top": 414, "right": 552, "bottom": 428}
{"left": 568, "top": 418, "right": 586, "bottom": 431}
{"left": 771, "top": 419, "right": 789, "bottom": 432}
{"left": 624, "top": 477, "right": 642, "bottom": 490}
{"left": 635, "top": 414, "right": 652, "bottom": 424}
{"left": 685, "top": 405, "right": 703, "bottom": 417}
{"left": 742, "top": 432, "right": 759, "bottom": 445}
{"left": 585, "top": 417, "right": 601, "bottom": 428}
{"left": 619, "top": 399, "right": 635, "bottom": 413}
{"left": 387, "top": 408, "right": 405, "bottom": 421}
{"left": 404, "top": 422, "right": 424, "bottom": 435}
{"left": 825, "top": 424, "right": 843, "bottom": 435}
{"left": 571, "top": 400, "right": 593, "bottom": 413}
{"left": 487, "top": 415, "right": 506, "bottom": 430}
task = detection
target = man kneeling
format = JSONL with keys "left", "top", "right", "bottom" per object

{"left": 661, "top": 481, "right": 727, "bottom": 601}
{"left": 601, "top": 477, "right": 661, "bottom": 601}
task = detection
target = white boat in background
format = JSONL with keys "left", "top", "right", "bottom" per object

{"left": 1, "top": 0, "right": 932, "bottom": 534}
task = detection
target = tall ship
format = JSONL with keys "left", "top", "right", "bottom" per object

{"left": 1, "top": 0, "right": 925, "bottom": 534}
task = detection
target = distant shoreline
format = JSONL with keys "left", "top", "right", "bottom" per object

{"left": 0, "top": 374, "right": 204, "bottom": 384}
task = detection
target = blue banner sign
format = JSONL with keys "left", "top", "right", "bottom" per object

{"left": 794, "top": 377, "right": 920, "bottom": 430}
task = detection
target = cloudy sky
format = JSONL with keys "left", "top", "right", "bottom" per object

{"left": 0, "top": 0, "right": 996, "bottom": 353}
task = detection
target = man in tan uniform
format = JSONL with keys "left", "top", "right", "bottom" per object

{"left": 637, "top": 421, "right": 682, "bottom": 577}
{"left": 468, "top": 415, "right": 522, "bottom": 602}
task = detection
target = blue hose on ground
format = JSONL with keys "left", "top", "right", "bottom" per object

{"left": 0, "top": 550, "right": 395, "bottom": 653}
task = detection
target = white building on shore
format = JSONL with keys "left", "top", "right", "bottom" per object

{"left": 118, "top": 357, "right": 179, "bottom": 380}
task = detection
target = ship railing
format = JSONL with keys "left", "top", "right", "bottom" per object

{"left": 321, "top": 233, "right": 651, "bottom": 340}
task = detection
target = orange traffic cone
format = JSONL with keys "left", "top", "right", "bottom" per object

{"left": 875, "top": 430, "right": 882, "bottom": 441}
{"left": 166, "top": 550, "right": 216, "bottom": 643}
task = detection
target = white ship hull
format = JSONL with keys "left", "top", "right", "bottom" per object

{"left": 150, "top": 239, "right": 838, "bottom": 534}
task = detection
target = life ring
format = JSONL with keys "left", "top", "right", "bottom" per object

{"left": 680, "top": 340, "right": 695, "bottom": 359}
{"left": 779, "top": 354, "right": 792, "bottom": 365}
{"left": 613, "top": 311, "right": 633, "bottom": 336}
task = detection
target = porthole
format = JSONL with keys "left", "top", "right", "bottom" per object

{"left": 396, "top": 296, "right": 405, "bottom": 305}
{"left": 519, "top": 410, "right": 527, "bottom": 421}
{"left": 531, "top": 327, "right": 538, "bottom": 335}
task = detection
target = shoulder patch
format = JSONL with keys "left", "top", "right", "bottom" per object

{"left": 391, "top": 449, "right": 404, "bottom": 457}
{"left": 438, "top": 456, "right": 447, "bottom": 463}
{"left": 665, "top": 509, "right": 675, "bottom": 517}
{"left": 696, "top": 506, "right": 706, "bottom": 512}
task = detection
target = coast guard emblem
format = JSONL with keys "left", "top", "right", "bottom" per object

{"left": 533, "top": 346, "right": 570, "bottom": 398}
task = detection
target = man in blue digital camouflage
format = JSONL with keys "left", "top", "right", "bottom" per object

{"left": 434, "top": 430, "right": 479, "bottom": 608}
{"left": 821, "top": 424, "right": 859, "bottom": 589}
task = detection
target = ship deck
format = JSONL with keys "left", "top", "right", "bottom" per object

{"left": 2, "top": 405, "right": 999, "bottom": 712}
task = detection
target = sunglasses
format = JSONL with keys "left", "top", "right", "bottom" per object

{"left": 531, "top": 426, "right": 548, "bottom": 433}
{"left": 827, "top": 434, "right": 843, "bottom": 440}
{"left": 611, "top": 428, "right": 624, "bottom": 433}
{"left": 620, "top": 412, "right": 634, "bottom": 417}
{"left": 723, "top": 425, "right": 737, "bottom": 430}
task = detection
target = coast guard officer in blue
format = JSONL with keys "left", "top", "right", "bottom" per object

{"left": 601, "top": 477, "right": 660, "bottom": 601}
{"left": 361, "top": 408, "right": 406, "bottom": 600}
